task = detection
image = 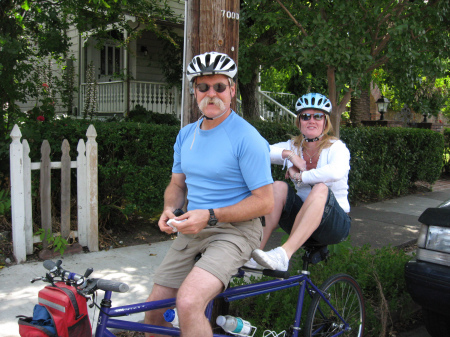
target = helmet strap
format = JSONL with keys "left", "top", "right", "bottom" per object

{"left": 202, "top": 107, "right": 229, "bottom": 120}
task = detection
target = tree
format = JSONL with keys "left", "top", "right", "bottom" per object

{"left": 0, "top": 0, "right": 179, "bottom": 174}
{"left": 239, "top": 0, "right": 450, "bottom": 137}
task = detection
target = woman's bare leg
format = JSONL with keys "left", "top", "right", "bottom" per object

{"left": 260, "top": 181, "right": 289, "bottom": 249}
{"left": 281, "top": 183, "right": 328, "bottom": 259}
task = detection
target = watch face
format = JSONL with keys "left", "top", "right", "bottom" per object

{"left": 208, "top": 209, "right": 218, "bottom": 226}
{"left": 208, "top": 218, "right": 218, "bottom": 226}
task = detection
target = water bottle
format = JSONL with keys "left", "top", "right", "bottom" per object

{"left": 216, "top": 315, "right": 253, "bottom": 336}
{"left": 163, "top": 308, "right": 179, "bottom": 328}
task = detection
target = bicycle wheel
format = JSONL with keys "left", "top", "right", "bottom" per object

{"left": 304, "top": 273, "right": 365, "bottom": 337}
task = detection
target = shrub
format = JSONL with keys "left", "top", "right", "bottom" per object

{"left": 443, "top": 128, "right": 450, "bottom": 174}
{"left": 126, "top": 105, "right": 179, "bottom": 126}
{"left": 341, "top": 126, "right": 444, "bottom": 202}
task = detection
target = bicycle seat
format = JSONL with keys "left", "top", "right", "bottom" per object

{"left": 301, "top": 239, "right": 329, "bottom": 265}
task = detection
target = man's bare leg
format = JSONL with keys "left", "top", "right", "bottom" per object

{"left": 144, "top": 284, "right": 178, "bottom": 337}
{"left": 176, "top": 266, "right": 224, "bottom": 337}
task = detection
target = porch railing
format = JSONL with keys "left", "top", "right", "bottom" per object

{"left": 258, "top": 91, "right": 297, "bottom": 123}
{"left": 236, "top": 91, "right": 296, "bottom": 123}
{"left": 80, "top": 81, "right": 181, "bottom": 118}
{"left": 79, "top": 81, "right": 293, "bottom": 123}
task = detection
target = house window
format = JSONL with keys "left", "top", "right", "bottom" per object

{"left": 100, "top": 45, "right": 121, "bottom": 76}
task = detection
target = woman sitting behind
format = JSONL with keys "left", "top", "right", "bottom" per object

{"left": 249, "top": 92, "right": 351, "bottom": 272}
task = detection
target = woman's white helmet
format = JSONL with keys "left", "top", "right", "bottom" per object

{"left": 295, "top": 93, "right": 332, "bottom": 115}
{"left": 186, "top": 52, "right": 237, "bottom": 82}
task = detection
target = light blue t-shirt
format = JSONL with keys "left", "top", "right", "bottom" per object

{"left": 172, "top": 111, "right": 273, "bottom": 211}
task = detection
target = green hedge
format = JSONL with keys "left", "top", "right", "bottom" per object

{"left": 341, "top": 126, "right": 443, "bottom": 202}
{"left": 443, "top": 128, "right": 450, "bottom": 174}
{"left": 15, "top": 119, "right": 443, "bottom": 229}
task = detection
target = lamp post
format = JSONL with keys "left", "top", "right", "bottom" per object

{"left": 376, "top": 95, "right": 390, "bottom": 121}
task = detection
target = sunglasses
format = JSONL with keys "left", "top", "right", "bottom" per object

{"left": 196, "top": 82, "right": 229, "bottom": 93}
{"left": 299, "top": 113, "right": 325, "bottom": 121}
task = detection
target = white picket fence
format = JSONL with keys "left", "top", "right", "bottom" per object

{"left": 10, "top": 124, "right": 99, "bottom": 263}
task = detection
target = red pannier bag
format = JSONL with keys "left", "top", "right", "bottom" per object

{"left": 38, "top": 281, "right": 91, "bottom": 337}
{"left": 18, "top": 304, "right": 58, "bottom": 337}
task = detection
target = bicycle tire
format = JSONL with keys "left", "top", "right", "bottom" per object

{"left": 304, "top": 273, "right": 365, "bottom": 337}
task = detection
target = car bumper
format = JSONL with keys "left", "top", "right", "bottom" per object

{"left": 405, "top": 259, "right": 450, "bottom": 314}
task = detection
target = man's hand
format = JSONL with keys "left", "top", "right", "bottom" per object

{"left": 158, "top": 209, "right": 179, "bottom": 234}
{"left": 173, "top": 209, "right": 209, "bottom": 235}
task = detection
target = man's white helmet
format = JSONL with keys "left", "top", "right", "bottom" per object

{"left": 186, "top": 52, "right": 237, "bottom": 82}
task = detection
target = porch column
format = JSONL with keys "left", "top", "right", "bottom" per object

{"left": 124, "top": 30, "right": 129, "bottom": 116}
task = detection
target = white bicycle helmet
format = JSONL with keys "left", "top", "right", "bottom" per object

{"left": 186, "top": 52, "right": 237, "bottom": 82}
{"left": 295, "top": 93, "right": 332, "bottom": 115}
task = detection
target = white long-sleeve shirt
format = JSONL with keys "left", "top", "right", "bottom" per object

{"left": 270, "top": 139, "right": 351, "bottom": 212}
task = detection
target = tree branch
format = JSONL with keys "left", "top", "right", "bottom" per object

{"left": 274, "top": 0, "right": 308, "bottom": 36}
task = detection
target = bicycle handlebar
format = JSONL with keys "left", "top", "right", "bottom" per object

{"left": 40, "top": 260, "right": 129, "bottom": 294}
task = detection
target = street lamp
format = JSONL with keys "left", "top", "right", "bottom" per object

{"left": 376, "top": 95, "right": 390, "bottom": 121}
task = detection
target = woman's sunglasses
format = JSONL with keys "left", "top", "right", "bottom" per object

{"left": 196, "top": 83, "right": 229, "bottom": 93}
{"left": 299, "top": 113, "right": 325, "bottom": 121}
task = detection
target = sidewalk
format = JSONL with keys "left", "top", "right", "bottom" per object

{"left": 1, "top": 180, "right": 449, "bottom": 337}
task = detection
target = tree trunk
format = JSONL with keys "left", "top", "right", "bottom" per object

{"left": 238, "top": 67, "right": 260, "bottom": 121}
{"left": 350, "top": 87, "right": 371, "bottom": 125}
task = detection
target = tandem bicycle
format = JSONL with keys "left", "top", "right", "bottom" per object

{"left": 23, "top": 242, "right": 365, "bottom": 337}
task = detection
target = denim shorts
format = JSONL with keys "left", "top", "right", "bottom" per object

{"left": 279, "top": 183, "right": 351, "bottom": 245}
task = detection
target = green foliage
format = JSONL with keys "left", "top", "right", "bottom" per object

{"left": 341, "top": 126, "right": 444, "bottom": 202}
{"left": 35, "top": 228, "right": 68, "bottom": 257}
{"left": 126, "top": 105, "right": 179, "bottom": 126}
{"left": 443, "top": 128, "right": 450, "bottom": 175}
{"left": 238, "top": 0, "right": 450, "bottom": 125}
{"left": 0, "top": 189, "right": 11, "bottom": 217}
{"left": 229, "top": 242, "right": 413, "bottom": 336}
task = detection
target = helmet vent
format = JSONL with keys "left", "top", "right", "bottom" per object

{"left": 205, "top": 54, "right": 211, "bottom": 66}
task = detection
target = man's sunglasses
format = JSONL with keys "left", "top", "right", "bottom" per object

{"left": 196, "top": 83, "right": 229, "bottom": 93}
{"left": 299, "top": 113, "right": 325, "bottom": 121}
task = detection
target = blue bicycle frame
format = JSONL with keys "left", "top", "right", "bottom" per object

{"left": 94, "top": 273, "right": 350, "bottom": 337}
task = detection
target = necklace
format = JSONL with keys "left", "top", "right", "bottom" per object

{"left": 304, "top": 147, "right": 320, "bottom": 164}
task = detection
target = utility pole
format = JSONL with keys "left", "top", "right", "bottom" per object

{"left": 182, "top": 0, "right": 240, "bottom": 126}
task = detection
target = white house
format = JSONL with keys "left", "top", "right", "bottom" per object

{"left": 20, "top": 0, "right": 186, "bottom": 119}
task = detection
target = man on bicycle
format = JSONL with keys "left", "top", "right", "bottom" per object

{"left": 144, "top": 51, "right": 274, "bottom": 337}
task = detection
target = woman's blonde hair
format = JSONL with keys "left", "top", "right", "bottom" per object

{"left": 292, "top": 113, "right": 337, "bottom": 153}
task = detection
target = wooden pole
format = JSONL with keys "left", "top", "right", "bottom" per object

{"left": 183, "top": 0, "right": 240, "bottom": 126}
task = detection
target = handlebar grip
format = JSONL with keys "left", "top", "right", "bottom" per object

{"left": 262, "top": 269, "right": 290, "bottom": 279}
{"left": 43, "top": 260, "right": 57, "bottom": 271}
{"left": 96, "top": 279, "right": 130, "bottom": 293}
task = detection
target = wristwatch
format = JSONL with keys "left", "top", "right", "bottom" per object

{"left": 207, "top": 209, "right": 218, "bottom": 226}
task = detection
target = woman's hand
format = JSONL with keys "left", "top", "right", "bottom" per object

{"left": 289, "top": 153, "right": 307, "bottom": 172}
{"left": 285, "top": 166, "right": 300, "bottom": 180}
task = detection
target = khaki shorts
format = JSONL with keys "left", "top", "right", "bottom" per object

{"left": 153, "top": 218, "right": 263, "bottom": 289}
